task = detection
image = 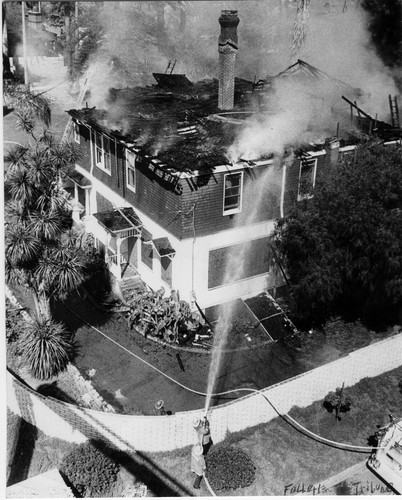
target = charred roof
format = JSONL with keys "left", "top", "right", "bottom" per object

{"left": 68, "top": 75, "right": 257, "bottom": 173}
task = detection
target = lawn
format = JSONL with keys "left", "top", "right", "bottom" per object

{"left": 6, "top": 366, "right": 402, "bottom": 496}
{"left": 7, "top": 282, "right": 400, "bottom": 415}
{"left": 146, "top": 365, "right": 402, "bottom": 496}
{"left": 6, "top": 410, "right": 76, "bottom": 488}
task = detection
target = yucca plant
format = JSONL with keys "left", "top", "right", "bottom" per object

{"left": 5, "top": 134, "right": 85, "bottom": 322}
{"left": 20, "top": 318, "right": 74, "bottom": 380}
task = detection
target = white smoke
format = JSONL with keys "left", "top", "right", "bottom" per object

{"left": 82, "top": 1, "right": 400, "bottom": 158}
{"left": 204, "top": 163, "right": 282, "bottom": 412}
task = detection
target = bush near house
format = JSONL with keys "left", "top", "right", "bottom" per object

{"left": 206, "top": 445, "right": 256, "bottom": 491}
{"left": 60, "top": 440, "right": 120, "bottom": 497}
{"left": 272, "top": 144, "right": 402, "bottom": 329}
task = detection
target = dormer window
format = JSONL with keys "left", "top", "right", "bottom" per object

{"left": 223, "top": 172, "right": 243, "bottom": 215}
{"left": 95, "top": 131, "right": 111, "bottom": 174}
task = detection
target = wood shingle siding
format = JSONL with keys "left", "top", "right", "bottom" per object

{"left": 180, "top": 166, "right": 281, "bottom": 239}
{"left": 124, "top": 157, "right": 183, "bottom": 239}
{"left": 74, "top": 123, "right": 92, "bottom": 173}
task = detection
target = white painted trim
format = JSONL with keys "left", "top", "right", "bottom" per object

{"left": 339, "top": 145, "right": 357, "bottom": 152}
{"left": 89, "top": 127, "right": 94, "bottom": 176}
{"left": 305, "top": 149, "right": 326, "bottom": 157}
{"left": 207, "top": 271, "right": 269, "bottom": 292}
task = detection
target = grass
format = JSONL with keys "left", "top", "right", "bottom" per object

{"left": 6, "top": 367, "right": 402, "bottom": 496}
{"left": 145, "top": 365, "right": 402, "bottom": 496}
{"left": 6, "top": 409, "right": 186, "bottom": 497}
{"left": 8, "top": 282, "right": 400, "bottom": 416}
{"left": 6, "top": 409, "right": 76, "bottom": 488}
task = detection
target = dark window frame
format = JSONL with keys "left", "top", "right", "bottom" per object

{"left": 126, "top": 149, "right": 136, "bottom": 192}
{"left": 297, "top": 157, "right": 317, "bottom": 201}
{"left": 223, "top": 171, "right": 243, "bottom": 215}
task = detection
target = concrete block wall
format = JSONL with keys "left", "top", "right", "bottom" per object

{"left": 7, "top": 333, "right": 402, "bottom": 453}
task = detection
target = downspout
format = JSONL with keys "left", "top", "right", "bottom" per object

{"left": 191, "top": 204, "right": 196, "bottom": 295}
{"left": 280, "top": 163, "right": 286, "bottom": 219}
{"left": 115, "top": 137, "right": 120, "bottom": 190}
{"left": 89, "top": 126, "right": 94, "bottom": 176}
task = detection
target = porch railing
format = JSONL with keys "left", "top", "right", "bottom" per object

{"left": 107, "top": 252, "right": 128, "bottom": 266}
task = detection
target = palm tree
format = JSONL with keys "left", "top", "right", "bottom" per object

{"left": 5, "top": 138, "right": 85, "bottom": 321}
{"left": 3, "top": 82, "right": 52, "bottom": 128}
{"left": 20, "top": 318, "right": 75, "bottom": 380}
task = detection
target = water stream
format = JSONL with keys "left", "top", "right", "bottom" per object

{"left": 203, "top": 163, "right": 281, "bottom": 414}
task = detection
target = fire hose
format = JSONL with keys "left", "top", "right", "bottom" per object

{"left": 65, "top": 304, "right": 384, "bottom": 456}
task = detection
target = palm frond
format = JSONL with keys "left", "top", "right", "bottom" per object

{"left": 5, "top": 165, "right": 37, "bottom": 206}
{"left": 54, "top": 256, "right": 86, "bottom": 297}
{"left": 15, "top": 109, "right": 35, "bottom": 135}
{"left": 4, "top": 145, "right": 28, "bottom": 168}
{"left": 26, "top": 147, "right": 53, "bottom": 185}
{"left": 49, "top": 142, "right": 81, "bottom": 172}
{"left": 38, "top": 129, "right": 56, "bottom": 147}
{"left": 5, "top": 200, "right": 31, "bottom": 228}
{"left": 30, "top": 211, "right": 64, "bottom": 241}
{"left": 4, "top": 83, "right": 52, "bottom": 127}
{"left": 5, "top": 226, "right": 41, "bottom": 266}
{"left": 20, "top": 318, "right": 72, "bottom": 380}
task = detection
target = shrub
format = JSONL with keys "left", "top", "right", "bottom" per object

{"left": 60, "top": 440, "right": 120, "bottom": 497}
{"left": 206, "top": 445, "right": 256, "bottom": 491}
{"left": 6, "top": 303, "right": 23, "bottom": 344}
{"left": 19, "top": 318, "right": 74, "bottom": 380}
{"left": 323, "top": 386, "right": 352, "bottom": 419}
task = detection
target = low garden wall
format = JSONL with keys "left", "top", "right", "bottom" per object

{"left": 7, "top": 332, "right": 402, "bottom": 453}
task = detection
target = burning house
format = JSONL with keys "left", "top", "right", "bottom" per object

{"left": 65, "top": 10, "right": 400, "bottom": 311}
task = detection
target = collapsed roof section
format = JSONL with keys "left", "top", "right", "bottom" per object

{"left": 68, "top": 60, "right": 398, "bottom": 175}
{"left": 68, "top": 75, "right": 259, "bottom": 174}
{"left": 259, "top": 59, "right": 363, "bottom": 98}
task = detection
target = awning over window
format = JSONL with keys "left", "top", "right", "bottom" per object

{"left": 67, "top": 170, "right": 92, "bottom": 188}
{"left": 93, "top": 207, "right": 142, "bottom": 236}
{"left": 152, "top": 237, "right": 176, "bottom": 257}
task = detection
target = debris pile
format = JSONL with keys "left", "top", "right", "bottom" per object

{"left": 122, "top": 287, "right": 212, "bottom": 347}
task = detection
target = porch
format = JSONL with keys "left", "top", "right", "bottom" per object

{"left": 84, "top": 207, "right": 143, "bottom": 281}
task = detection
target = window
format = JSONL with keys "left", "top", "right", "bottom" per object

{"left": 94, "top": 131, "right": 111, "bottom": 174}
{"left": 141, "top": 228, "right": 153, "bottom": 269}
{"left": 208, "top": 237, "right": 271, "bottom": 289}
{"left": 297, "top": 157, "right": 317, "bottom": 201}
{"left": 126, "top": 149, "right": 136, "bottom": 192}
{"left": 223, "top": 172, "right": 243, "bottom": 215}
{"left": 73, "top": 122, "right": 80, "bottom": 144}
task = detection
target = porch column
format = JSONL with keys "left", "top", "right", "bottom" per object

{"left": 105, "top": 232, "right": 112, "bottom": 265}
{"left": 115, "top": 238, "right": 122, "bottom": 280}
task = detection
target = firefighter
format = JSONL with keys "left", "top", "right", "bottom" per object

{"left": 193, "top": 416, "right": 213, "bottom": 455}
{"left": 191, "top": 443, "right": 206, "bottom": 489}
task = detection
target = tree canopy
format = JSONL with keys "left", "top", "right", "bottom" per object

{"left": 5, "top": 136, "right": 86, "bottom": 321}
{"left": 272, "top": 143, "right": 402, "bottom": 328}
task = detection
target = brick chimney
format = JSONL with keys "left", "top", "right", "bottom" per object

{"left": 218, "top": 10, "right": 239, "bottom": 111}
